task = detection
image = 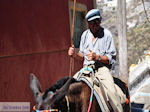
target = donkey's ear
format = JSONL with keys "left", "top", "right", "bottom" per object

{"left": 30, "top": 73, "right": 42, "bottom": 98}
{"left": 48, "top": 78, "right": 76, "bottom": 105}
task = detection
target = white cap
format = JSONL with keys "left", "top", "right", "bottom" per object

{"left": 85, "top": 9, "right": 101, "bottom": 21}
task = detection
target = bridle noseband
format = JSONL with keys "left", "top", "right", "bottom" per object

{"left": 33, "top": 105, "right": 58, "bottom": 112}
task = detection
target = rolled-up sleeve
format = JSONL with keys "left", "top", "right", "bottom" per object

{"left": 105, "top": 31, "right": 116, "bottom": 64}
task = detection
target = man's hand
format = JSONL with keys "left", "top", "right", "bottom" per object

{"left": 86, "top": 51, "right": 97, "bottom": 61}
{"left": 68, "top": 47, "right": 75, "bottom": 56}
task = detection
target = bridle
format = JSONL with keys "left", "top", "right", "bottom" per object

{"left": 32, "top": 96, "right": 70, "bottom": 112}
{"left": 32, "top": 105, "right": 58, "bottom": 112}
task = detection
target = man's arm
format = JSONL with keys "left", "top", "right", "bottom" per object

{"left": 95, "top": 54, "right": 109, "bottom": 64}
{"left": 104, "top": 30, "right": 116, "bottom": 65}
{"left": 68, "top": 47, "right": 84, "bottom": 61}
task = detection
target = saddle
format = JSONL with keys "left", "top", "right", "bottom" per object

{"left": 73, "top": 65, "right": 127, "bottom": 112}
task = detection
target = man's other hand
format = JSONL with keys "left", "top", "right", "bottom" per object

{"left": 86, "top": 51, "right": 96, "bottom": 61}
{"left": 68, "top": 47, "right": 75, "bottom": 56}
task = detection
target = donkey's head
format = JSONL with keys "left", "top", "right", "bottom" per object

{"left": 30, "top": 74, "right": 73, "bottom": 111}
{"left": 30, "top": 73, "right": 56, "bottom": 110}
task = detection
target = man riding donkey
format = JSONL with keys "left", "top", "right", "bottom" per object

{"left": 45, "top": 9, "right": 129, "bottom": 112}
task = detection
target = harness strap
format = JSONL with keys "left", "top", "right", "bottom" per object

{"left": 87, "top": 88, "right": 94, "bottom": 112}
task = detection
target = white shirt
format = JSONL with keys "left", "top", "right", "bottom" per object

{"left": 79, "top": 28, "right": 116, "bottom": 66}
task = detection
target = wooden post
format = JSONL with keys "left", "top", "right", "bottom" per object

{"left": 117, "top": 0, "right": 128, "bottom": 83}
{"left": 93, "top": 0, "right": 97, "bottom": 8}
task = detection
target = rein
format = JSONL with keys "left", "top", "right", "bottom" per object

{"left": 87, "top": 88, "right": 94, "bottom": 112}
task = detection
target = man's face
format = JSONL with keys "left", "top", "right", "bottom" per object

{"left": 88, "top": 19, "right": 100, "bottom": 34}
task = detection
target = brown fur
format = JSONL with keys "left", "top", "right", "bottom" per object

{"left": 64, "top": 82, "right": 101, "bottom": 112}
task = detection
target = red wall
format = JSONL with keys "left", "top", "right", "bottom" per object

{"left": 0, "top": 0, "right": 94, "bottom": 109}
{"left": 0, "top": 0, "right": 70, "bottom": 56}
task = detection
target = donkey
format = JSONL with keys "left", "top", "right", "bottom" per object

{"left": 30, "top": 74, "right": 101, "bottom": 112}
{"left": 30, "top": 74, "right": 130, "bottom": 112}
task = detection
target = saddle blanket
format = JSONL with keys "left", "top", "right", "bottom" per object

{"left": 73, "top": 67, "right": 126, "bottom": 112}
